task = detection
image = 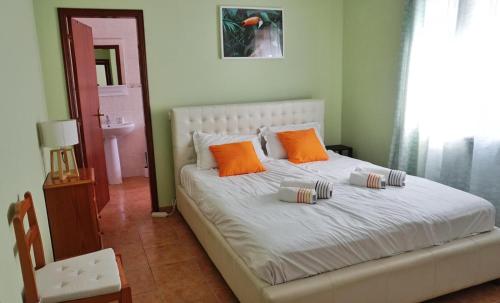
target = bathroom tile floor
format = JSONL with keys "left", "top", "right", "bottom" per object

{"left": 100, "top": 177, "right": 500, "bottom": 303}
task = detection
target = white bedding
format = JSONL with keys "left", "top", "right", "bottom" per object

{"left": 180, "top": 151, "right": 496, "bottom": 285}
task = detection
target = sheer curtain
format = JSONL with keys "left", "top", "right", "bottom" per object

{"left": 390, "top": 0, "right": 500, "bottom": 224}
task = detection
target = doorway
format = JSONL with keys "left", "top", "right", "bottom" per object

{"left": 58, "top": 8, "right": 159, "bottom": 212}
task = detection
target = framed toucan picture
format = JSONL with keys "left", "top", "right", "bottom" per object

{"left": 220, "top": 6, "right": 284, "bottom": 59}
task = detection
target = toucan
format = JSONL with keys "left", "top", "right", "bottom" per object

{"left": 241, "top": 16, "right": 264, "bottom": 29}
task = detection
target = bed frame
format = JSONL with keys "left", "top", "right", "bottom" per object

{"left": 171, "top": 99, "right": 500, "bottom": 303}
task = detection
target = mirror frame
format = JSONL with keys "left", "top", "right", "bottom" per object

{"left": 94, "top": 44, "right": 123, "bottom": 85}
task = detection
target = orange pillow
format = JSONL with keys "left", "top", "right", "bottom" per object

{"left": 277, "top": 128, "right": 328, "bottom": 164}
{"left": 209, "top": 141, "right": 266, "bottom": 177}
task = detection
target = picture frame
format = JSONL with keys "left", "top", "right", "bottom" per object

{"left": 219, "top": 6, "right": 284, "bottom": 59}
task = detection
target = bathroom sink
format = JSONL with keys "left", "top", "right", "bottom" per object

{"left": 102, "top": 122, "right": 135, "bottom": 139}
{"left": 102, "top": 122, "right": 135, "bottom": 184}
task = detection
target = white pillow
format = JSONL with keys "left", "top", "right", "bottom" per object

{"left": 193, "top": 131, "right": 268, "bottom": 169}
{"left": 259, "top": 122, "right": 323, "bottom": 159}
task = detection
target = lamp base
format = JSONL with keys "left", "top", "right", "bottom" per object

{"left": 50, "top": 147, "right": 80, "bottom": 180}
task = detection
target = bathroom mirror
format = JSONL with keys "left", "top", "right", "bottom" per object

{"left": 94, "top": 45, "right": 122, "bottom": 86}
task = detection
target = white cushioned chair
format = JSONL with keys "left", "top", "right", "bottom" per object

{"left": 13, "top": 192, "right": 132, "bottom": 303}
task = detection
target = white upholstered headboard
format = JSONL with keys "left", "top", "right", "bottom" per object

{"left": 170, "top": 99, "right": 325, "bottom": 184}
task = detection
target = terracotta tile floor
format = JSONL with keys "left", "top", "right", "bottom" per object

{"left": 100, "top": 177, "right": 500, "bottom": 303}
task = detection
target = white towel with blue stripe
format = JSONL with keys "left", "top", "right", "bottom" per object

{"left": 280, "top": 178, "right": 333, "bottom": 199}
{"left": 355, "top": 167, "right": 406, "bottom": 186}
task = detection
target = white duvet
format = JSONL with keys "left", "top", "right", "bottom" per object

{"left": 180, "top": 151, "right": 496, "bottom": 285}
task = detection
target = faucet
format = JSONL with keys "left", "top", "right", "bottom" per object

{"left": 105, "top": 115, "right": 111, "bottom": 126}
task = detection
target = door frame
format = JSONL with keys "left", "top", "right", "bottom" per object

{"left": 58, "top": 8, "right": 159, "bottom": 212}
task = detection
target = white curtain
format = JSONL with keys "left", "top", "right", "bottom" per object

{"left": 391, "top": 0, "right": 500, "bottom": 223}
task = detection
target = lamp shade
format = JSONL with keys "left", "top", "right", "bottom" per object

{"left": 39, "top": 120, "right": 79, "bottom": 147}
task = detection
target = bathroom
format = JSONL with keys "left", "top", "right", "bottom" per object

{"left": 77, "top": 17, "right": 150, "bottom": 189}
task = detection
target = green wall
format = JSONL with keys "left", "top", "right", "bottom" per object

{"left": 0, "top": 0, "right": 53, "bottom": 302}
{"left": 33, "top": 0, "right": 344, "bottom": 207}
{"left": 109, "top": 49, "right": 118, "bottom": 85}
{"left": 94, "top": 48, "right": 111, "bottom": 60}
{"left": 342, "top": 0, "right": 405, "bottom": 165}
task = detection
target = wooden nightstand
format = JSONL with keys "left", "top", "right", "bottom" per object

{"left": 325, "top": 145, "right": 353, "bottom": 157}
{"left": 43, "top": 168, "right": 102, "bottom": 260}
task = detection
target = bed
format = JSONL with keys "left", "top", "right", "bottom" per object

{"left": 171, "top": 99, "right": 500, "bottom": 303}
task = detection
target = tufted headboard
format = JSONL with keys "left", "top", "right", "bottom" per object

{"left": 170, "top": 99, "right": 325, "bottom": 185}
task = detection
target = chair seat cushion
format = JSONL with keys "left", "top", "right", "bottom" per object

{"left": 36, "top": 248, "right": 121, "bottom": 303}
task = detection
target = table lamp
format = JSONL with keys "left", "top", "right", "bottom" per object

{"left": 39, "top": 119, "right": 80, "bottom": 180}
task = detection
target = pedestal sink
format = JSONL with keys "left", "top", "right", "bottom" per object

{"left": 102, "top": 123, "right": 135, "bottom": 184}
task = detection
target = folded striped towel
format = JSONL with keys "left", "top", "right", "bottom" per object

{"left": 280, "top": 178, "right": 333, "bottom": 199}
{"left": 355, "top": 167, "right": 406, "bottom": 186}
{"left": 349, "top": 171, "right": 386, "bottom": 189}
{"left": 278, "top": 187, "right": 317, "bottom": 204}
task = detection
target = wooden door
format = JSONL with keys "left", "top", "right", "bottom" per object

{"left": 70, "top": 19, "right": 110, "bottom": 211}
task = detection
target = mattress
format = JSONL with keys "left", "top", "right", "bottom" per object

{"left": 180, "top": 151, "right": 496, "bottom": 285}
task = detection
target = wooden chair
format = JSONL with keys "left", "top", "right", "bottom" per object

{"left": 13, "top": 192, "right": 132, "bottom": 303}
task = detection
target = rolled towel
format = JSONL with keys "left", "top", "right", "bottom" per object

{"left": 350, "top": 171, "right": 386, "bottom": 189}
{"left": 280, "top": 178, "right": 333, "bottom": 199}
{"left": 355, "top": 167, "right": 406, "bottom": 186}
{"left": 278, "top": 187, "right": 317, "bottom": 204}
